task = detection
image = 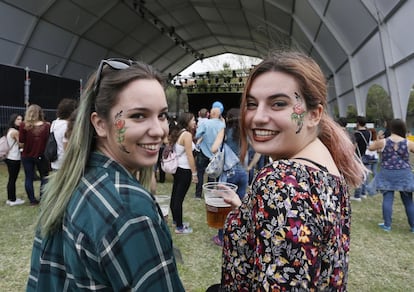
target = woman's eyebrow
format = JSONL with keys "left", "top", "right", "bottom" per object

{"left": 247, "top": 92, "right": 291, "bottom": 99}
{"left": 127, "top": 106, "right": 169, "bottom": 113}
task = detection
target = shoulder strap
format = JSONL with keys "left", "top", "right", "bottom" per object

{"left": 175, "top": 129, "right": 187, "bottom": 144}
{"left": 292, "top": 157, "right": 328, "bottom": 172}
{"left": 356, "top": 130, "right": 370, "bottom": 146}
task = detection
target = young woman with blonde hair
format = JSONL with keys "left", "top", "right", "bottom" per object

{"left": 19, "top": 104, "right": 50, "bottom": 205}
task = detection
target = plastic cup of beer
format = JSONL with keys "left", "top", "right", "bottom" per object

{"left": 203, "top": 182, "right": 238, "bottom": 229}
{"left": 154, "top": 195, "right": 170, "bottom": 221}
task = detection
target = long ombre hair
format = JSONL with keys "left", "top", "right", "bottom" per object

{"left": 240, "top": 50, "right": 365, "bottom": 187}
{"left": 38, "top": 60, "right": 165, "bottom": 236}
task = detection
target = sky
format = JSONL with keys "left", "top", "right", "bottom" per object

{"left": 178, "top": 53, "right": 262, "bottom": 77}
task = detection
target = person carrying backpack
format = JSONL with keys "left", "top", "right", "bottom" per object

{"left": 351, "top": 115, "right": 372, "bottom": 201}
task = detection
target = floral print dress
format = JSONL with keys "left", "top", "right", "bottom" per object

{"left": 221, "top": 159, "right": 350, "bottom": 291}
{"left": 372, "top": 138, "right": 414, "bottom": 192}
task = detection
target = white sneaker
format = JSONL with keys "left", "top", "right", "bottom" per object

{"left": 350, "top": 196, "right": 362, "bottom": 202}
{"left": 6, "top": 200, "right": 12, "bottom": 206}
{"left": 8, "top": 198, "right": 25, "bottom": 206}
{"left": 175, "top": 226, "right": 193, "bottom": 234}
{"left": 172, "top": 221, "right": 190, "bottom": 228}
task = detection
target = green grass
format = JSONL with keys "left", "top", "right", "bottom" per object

{"left": 0, "top": 163, "right": 413, "bottom": 291}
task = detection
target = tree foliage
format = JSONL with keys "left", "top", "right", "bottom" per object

{"left": 407, "top": 89, "right": 414, "bottom": 116}
{"left": 365, "top": 85, "right": 393, "bottom": 124}
{"left": 165, "top": 84, "right": 188, "bottom": 116}
{"left": 346, "top": 104, "right": 357, "bottom": 122}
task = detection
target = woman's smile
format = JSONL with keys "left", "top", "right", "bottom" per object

{"left": 138, "top": 143, "right": 159, "bottom": 151}
{"left": 252, "top": 129, "right": 278, "bottom": 142}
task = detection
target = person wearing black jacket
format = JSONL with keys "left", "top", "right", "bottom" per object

{"left": 352, "top": 115, "right": 371, "bottom": 201}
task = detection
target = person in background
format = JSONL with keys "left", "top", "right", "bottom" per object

{"left": 210, "top": 51, "right": 365, "bottom": 291}
{"left": 337, "top": 116, "right": 355, "bottom": 144}
{"left": 26, "top": 58, "right": 184, "bottom": 291}
{"left": 5, "top": 113, "right": 24, "bottom": 206}
{"left": 213, "top": 108, "right": 248, "bottom": 246}
{"left": 49, "top": 98, "right": 78, "bottom": 170}
{"left": 194, "top": 107, "right": 209, "bottom": 153}
{"left": 194, "top": 103, "right": 226, "bottom": 199}
{"left": 197, "top": 107, "right": 209, "bottom": 126}
{"left": 382, "top": 119, "right": 392, "bottom": 138}
{"left": 337, "top": 116, "right": 348, "bottom": 129}
{"left": 169, "top": 112, "right": 198, "bottom": 234}
{"left": 211, "top": 101, "right": 225, "bottom": 120}
{"left": 352, "top": 115, "right": 371, "bottom": 201}
{"left": 365, "top": 128, "right": 379, "bottom": 183}
{"left": 19, "top": 104, "right": 50, "bottom": 206}
{"left": 368, "top": 118, "right": 414, "bottom": 233}
{"left": 156, "top": 136, "right": 167, "bottom": 183}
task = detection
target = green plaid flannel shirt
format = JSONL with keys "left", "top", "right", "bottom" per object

{"left": 27, "top": 152, "right": 184, "bottom": 291}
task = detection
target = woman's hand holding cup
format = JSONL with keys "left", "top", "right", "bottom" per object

{"left": 217, "top": 184, "right": 241, "bottom": 208}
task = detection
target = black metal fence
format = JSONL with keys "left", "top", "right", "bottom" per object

{"left": 0, "top": 105, "right": 56, "bottom": 135}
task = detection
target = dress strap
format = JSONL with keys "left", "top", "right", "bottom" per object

{"left": 292, "top": 157, "right": 328, "bottom": 172}
{"left": 175, "top": 129, "right": 187, "bottom": 144}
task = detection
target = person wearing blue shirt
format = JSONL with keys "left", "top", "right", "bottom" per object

{"left": 213, "top": 108, "right": 249, "bottom": 246}
{"left": 194, "top": 103, "right": 225, "bottom": 198}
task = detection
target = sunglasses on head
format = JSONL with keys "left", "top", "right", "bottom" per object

{"left": 93, "top": 58, "right": 135, "bottom": 96}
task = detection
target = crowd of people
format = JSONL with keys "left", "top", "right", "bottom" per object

{"left": 3, "top": 99, "right": 78, "bottom": 207}
{"left": 1, "top": 50, "right": 414, "bottom": 290}
{"left": 340, "top": 116, "right": 414, "bottom": 234}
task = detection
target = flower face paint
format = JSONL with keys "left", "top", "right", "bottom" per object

{"left": 114, "top": 110, "right": 130, "bottom": 153}
{"left": 291, "top": 92, "right": 306, "bottom": 134}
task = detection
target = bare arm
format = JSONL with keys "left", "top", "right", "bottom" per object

{"left": 10, "top": 129, "right": 19, "bottom": 144}
{"left": 182, "top": 132, "right": 198, "bottom": 183}
{"left": 182, "top": 132, "right": 197, "bottom": 174}
{"left": 368, "top": 138, "right": 384, "bottom": 151}
{"left": 408, "top": 140, "right": 414, "bottom": 153}
{"left": 210, "top": 128, "right": 225, "bottom": 153}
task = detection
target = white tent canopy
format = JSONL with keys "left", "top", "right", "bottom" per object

{"left": 0, "top": 0, "right": 413, "bottom": 118}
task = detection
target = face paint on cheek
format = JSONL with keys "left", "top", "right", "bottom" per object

{"left": 291, "top": 92, "right": 306, "bottom": 134}
{"left": 114, "top": 110, "right": 130, "bottom": 153}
